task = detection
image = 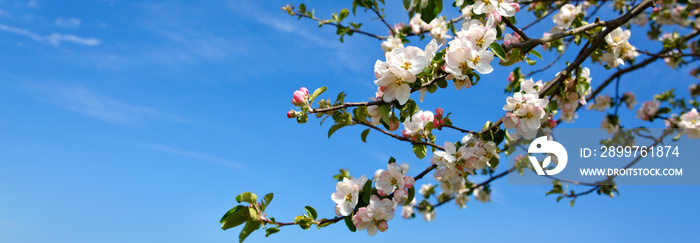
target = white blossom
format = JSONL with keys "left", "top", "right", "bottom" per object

{"left": 636, "top": 100, "right": 660, "bottom": 121}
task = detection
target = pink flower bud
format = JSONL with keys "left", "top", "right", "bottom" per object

{"left": 377, "top": 220, "right": 389, "bottom": 232}
{"left": 293, "top": 90, "right": 306, "bottom": 103}
{"left": 388, "top": 117, "right": 400, "bottom": 131}
{"left": 507, "top": 72, "right": 515, "bottom": 83}
{"left": 299, "top": 87, "right": 309, "bottom": 96}
{"left": 403, "top": 175, "right": 415, "bottom": 189}
{"left": 511, "top": 3, "right": 521, "bottom": 12}
{"left": 435, "top": 107, "right": 444, "bottom": 118}
{"left": 402, "top": 129, "right": 411, "bottom": 138}
{"left": 548, "top": 119, "right": 557, "bottom": 128}
{"left": 287, "top": 110, "right": 296, "bottom": 118}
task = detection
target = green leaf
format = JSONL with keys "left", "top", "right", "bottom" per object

{"left": 361, "top": 128, "right": 370, "bottom": 142}
{"left": 338, "top": 9, "right": 349, "bottom": 22}
{"left": 529, "top": 49, "right": 543, "bottom": 60}
{"left": 388, "top": 157, "right": 396, "bottom": 164}
{"left": 657, "top": 107, "right": 671, "bottom": 114}
{"left": 378, "top": 103, "right": 391, "bottom": 123}
{"left": 236, "top": 192, "right": 258, "bottom": 204}
{"left": 412, "top": 144, "right": 427, "bottom": 159}
{"left": 304, "top": 206, "right": 318, "bottom": 220}
{"left": 265, "top": 227, "right": 280, "bottom": 237}
{"left": 299, "top": 3, "right": 306, "bottom": 14}
{"left": 488, "top": 156, "right": 499, "bottom": 168}
{"left": 328, "top": 124, "right": 346, "bottom": 138}
{"left": 403, "top": 0, "right": 411, "bottom": 10}
{"left": 437, "top": 77, "right": 448, "bottom": 88}
{"left": 405, "top": 187, "right": 415, "bottom": 206}
{"left": 261, "top": 193, "right": 273, "bottom": 210}
{"left": 569, "top": 200, "right": 575, "bottom": 207}
{"left": 221, "top": 205, "right": 251, "bottom": 230}
{"left": 308, "top": 86, "right": 327, "bottom": 104}
{"left": 361, "top": 179, "right": 372, "bottom": 204}
{"left": 525, "top": 56, "right": 536, "bottom": 65}
{"left": 489, "top": 42, "right": 507, "bottom": 61}
{"left": 419, "top": 0, "right": 441, "bottom": 23}
{"left": 239, "top": 220, "right": 261, "bottom": 243}
{"left": 344, "top": 215, "right": 356, "bottom": 232}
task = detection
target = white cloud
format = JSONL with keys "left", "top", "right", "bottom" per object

{"left": 0, "top": 23, "right": 99, "bottom": 46}
{"left": 137, "top": 143, "right": 246, "bottom": 170}
{"left": 46, "top": 33, "right": 100, "bottom": 46}
{"left": 20, "top": 83, "right": 186, "bottom": 126}
{"left": 54, "top": 17, "right": 82, "bottom": 28}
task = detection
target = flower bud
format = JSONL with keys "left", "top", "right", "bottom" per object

{"left": 287, "top": 110, "right": 296, "bottom": 118}
{"left": 293, "top": 90, "right": 307, "bottom": 103}
{"left": 388, "top": 116, "right": 400, "bottom": 131}
{"left": 403, "top": 175, "right": 415, "bottom": 189}
{"left": 548, "top": 119, "right": 557, "bottom": 128}
{"left": 299, "top": 87, "right": 309, "bottom": 96}
{"left": 435, "top": 107, "right": 444, "bottom": 118}
{"left": 377, "top": 220, "right": 389, "bottom": 232}
{"left": 507, "top": 72, "right": 515, "bottom": 83}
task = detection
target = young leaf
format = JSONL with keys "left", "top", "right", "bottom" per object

{"left": 378, "top": 103, "right": 391, "bottom": 123}
{"left": 328, "top": 124, "right": 346, "bottom": 138}
{"left": 221, "top": 205, "right": 251, "bottom": 230}
{"left": 361, "top": 128, "right": 370, "bottom": 142}
{"left": 403, "top": 0, "right": 411, "bottom": 10}
{"left": 238, "top": 221, "right": 261, "bottom": 243}
{"left": 308, "top": 86, "right": 327, "bottom": 104}
{"left": 262, "top": 193, "right": 273, "bottom": 210}
{"left": 344, "top": 215, "right": 356, "bottom": 232}
{"left": 405, "top": 187, "right": 415, "bottom": 206}
{"left": 304, "top": 206, "right": 318, "bottom": 220}
{"left": 361, "top": 179, "right": 372, "bottom": 204}
{"left": 489, "top": 42, "right": 507, "bottom": 61}
{"left": 412, "top": 144, "right": 427, "bottom": 159}
{"left": 529, "top": 49, "right": 543, "bottom": 60}
{"left": 265, "top": 227, "right": 280, "bottom": 237}
{"left": 236, "top": 192, "right": 258, "bottom": 204}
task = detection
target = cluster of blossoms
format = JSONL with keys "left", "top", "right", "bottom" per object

{"left": 659, "top": 32, "right": 683, "bottom": 68}
{"left": 654, "top": 2, "right": 693, "bottom": 27}
{"left": 503, "top": 78, "right": 550, "bottom": 139}
{"left": 408, "top": 14, "right": 452, "bottom": 44}
{"left": 430, "top": 134, "right": 498, "bottom": 210}
{"left": 374, "top": 39, "right": 438, "bottom": 105}
{"left": 444, "top": 19, "right": 498, "bottom": 87}
{"left": 332, "top": 175, "right": 368, "bottom": 216}
{"left": 678, "top": 109, "right": 700, "bottom": 139}
{"left": 550, "top": 4, "right": 584, "bottom": 33}
{"left": 332, "top": 162, "right": 414, "bottom": 236}
{"left": 600, "top": 27, "right": 638, "bottom": 68}
{"left": 554, "top": 67, "right": 593, "bottom": 122}
{"left": 375, "top": 163, "right": 414, "bottom": 204}
{"left": 636, "top": 100, "right": 661, "bottom": 121}
{"left": 352, "top": 195, "right": 395, "bottom": 236}
{"left": 402, "top": 110, "right": 435, "bottom": 139}
{"left": 587, "top": 94, "right": 612, "bottom": 112}
{"left": 470, "top": 0, "right": 519, "bottom": 26}
{"left": 432, "top": 107, "right": 449, "bottom": 128}
{"left": 432, "top": 134, "right": 499, "bottom": 179}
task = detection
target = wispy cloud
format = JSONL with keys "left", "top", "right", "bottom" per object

{"left": 0, "top": 23, "right": 99, "bottom": 46}
{"left": 54, "top": 17, "right": 81, "bottom": 28}
{"left": 137, "top": 143, "right": 246, "bottom": 170}
{"left": 19, "top": 83, "right": 186, "bottom": 126}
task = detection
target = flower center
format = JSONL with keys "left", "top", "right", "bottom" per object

{"left": 402, "top": 61, "right": 412, "bottom": 70}
{"left": 390, "top": 177, "right": 397, "bottom": 186}
{"left": 459, "top": 62, "right": 468, "bottom": 70}
{"left": 345, "top": 193, "right": 353, "bottom": 202}
{"left": 527, "top": 112, "right": 534, "bottom": 119}
{"left": 471, "top": 55, "right": 481, "bottom": 65}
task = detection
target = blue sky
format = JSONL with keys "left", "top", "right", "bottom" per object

{"left": 0, "top": 0, "right": 698, "bottom": 242}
